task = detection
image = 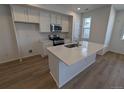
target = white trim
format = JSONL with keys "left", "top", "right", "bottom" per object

{"left": 0, "top": 57, "right": 19, "bottom": 64}
{"left": 49, "top": 72, "right": 59, "bottom": 88}
{"left": 109, "top": 50, "right": 124, "bottom": 55}
{"left": 0, "top": 53, "right": 41, "bottom": 64}
{"left": 21, "top": 53, "right": 40, "bottom": 59}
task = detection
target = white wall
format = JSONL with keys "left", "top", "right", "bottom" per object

{"left": 81, "top": 6, "right": 111, "bottom": 44}
{"left": 110, "top": 10, "right": 124, "bottom": 54}
{"left": 15, "top": 23, "right": 42, "bottom": 58}
{"left": 0, "top": 4, "right": 71, "bottom": 62}
{"left": 0, "top": 5, "right": 18, "bottom": 63}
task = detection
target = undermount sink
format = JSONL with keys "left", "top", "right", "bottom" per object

{"left": 64, "top": 43, "right": 81, "bottom": 48}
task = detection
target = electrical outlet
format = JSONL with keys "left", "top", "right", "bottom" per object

{"left": 29, "top": 49, "right": 32, "bottom": 53}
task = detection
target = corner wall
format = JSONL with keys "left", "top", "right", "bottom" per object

{"left": 104, "top": 6, "right": 116, "bottom": 53}
{"left": 109, "top": 10, "right": 124, "bottom": 54}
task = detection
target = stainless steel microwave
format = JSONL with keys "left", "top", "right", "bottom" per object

{"left": 50, "top": 24, "right": 62, "bottom": 32}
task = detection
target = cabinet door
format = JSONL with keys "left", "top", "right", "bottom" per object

{"left": 50, "top": 13, "right": 56, "bottom": 24}
{"left": 62, "top": 15, "right": 69, "bottom": 32}
{"left": 56, "top": 14, "right": 62, "bottom": 25}
{"left": 28, "top": 8, "right": 40, "bottom": 23}
{"left": 11, "top": 5, "right": 27, "bottom": 22}
{"left": 40, "top": 11, "right": 50, "bottom": 32}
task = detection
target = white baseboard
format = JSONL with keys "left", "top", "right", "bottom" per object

{"left": 0, "top": 53, "right": 41, "bottom": 64}
{"left": 21, "top": 53, "right": 41, "bottom": 59}
{"left": 97, "top": 47, "right": 109, "bottom": 56}
{"left": 109, "top": 50, "right": 124, "bottom": 55}
{"left": 0, "top": 57, "right": 19, "bottom": 64}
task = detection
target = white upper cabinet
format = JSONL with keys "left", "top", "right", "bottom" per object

{"left": 11, "top": 5, "right": 70, "bottom": 33}
{"left": 28, "top": 8, "right": 40, "bottom": 23}
{"left": 11, "top": 5, "right": 27, "bottom": 22}
{"left": 62, "top": 15, "right": 69, "bottom": 32}
{"left": 56, "top": 14, "right": 62, "bottom": 25}
{"left": 50, "top": 13, "right": 69, "bottom": 32}
{"left": 11, "top": 5, "right": 40, "bottom": 23}
{"left": 40, "top": 11, "right": 50, "bottom": 32}
{"left": 50, "top": 13, "right": 56, "bottom": 24}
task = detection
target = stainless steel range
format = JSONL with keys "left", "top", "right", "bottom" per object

{"left": 49, "top": 34, "right": 64, "bottom": 46}
{"left": 49, "top": 24, "right": 64, "bottom": 46}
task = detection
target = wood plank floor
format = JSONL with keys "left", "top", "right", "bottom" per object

{"left": 0, "top": 51, "right": 124, "bottom": 89}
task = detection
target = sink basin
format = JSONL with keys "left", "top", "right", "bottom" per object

{"left": 64, "top": 43, "right": 80, "bottom": 48}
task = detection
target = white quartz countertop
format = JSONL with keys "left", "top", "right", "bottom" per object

{"left": 47, "top": 41, "right": 104, "bottom": 65}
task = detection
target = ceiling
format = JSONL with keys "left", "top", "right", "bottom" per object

{"left": 28, "top": 4, "right": 110, "bottom": 15}
{"left": 30, "top": 4, "right": 108, "bottom": 14}
{"left": 29, "top": 4, "right": 124, "bottom": 14}
{"left": 59, "top": 4, "right": 108, "bottom": 13}
{"left": 113, "top": 4, "right": 124, "bottom": 10}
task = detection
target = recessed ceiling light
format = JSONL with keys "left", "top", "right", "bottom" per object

{"left": 77, "top": 8, "right": 80, "bottom": 11}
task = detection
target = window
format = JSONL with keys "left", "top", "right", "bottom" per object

{"left": 82, "top": 17, "right": 92, "bottom": 41}
{"left": 122, "top": 33, "right": 124, "bottom": 40}
{"left": 122, "top": 34, "right": 124, "bottom": 40}
{"left": 121, "top": 30, "right": 124, "bottom": 40}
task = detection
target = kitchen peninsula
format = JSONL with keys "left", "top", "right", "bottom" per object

{"left": 47, "top": 41, "right": 104, "bottom": 88}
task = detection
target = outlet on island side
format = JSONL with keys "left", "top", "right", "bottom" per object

{"left": 28, "top": 49, "right": 33, "bottom": 53}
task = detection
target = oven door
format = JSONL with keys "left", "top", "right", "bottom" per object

{"left": 53, "top": 40, "right": 64, "bottom": 46}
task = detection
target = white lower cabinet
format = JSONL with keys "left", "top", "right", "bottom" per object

{"left": 40, "top": 40, "right": 53, "bottom": 57}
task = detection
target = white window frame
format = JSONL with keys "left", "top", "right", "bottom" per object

{"left": 121, "top": 30, "right": 124, "bottom": 40}
{"left": 82, "top": 16, "right": 92, "bottom": 41}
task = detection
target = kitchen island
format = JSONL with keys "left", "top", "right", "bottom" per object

{"left": 47, "top": 41, "right": 104, "bottom": 88}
